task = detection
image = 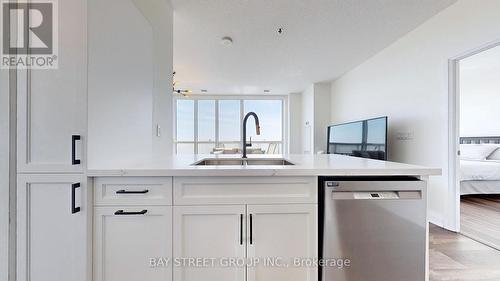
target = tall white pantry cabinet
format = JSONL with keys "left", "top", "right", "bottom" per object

{"left": 16, "top": 1, "right": 90, "bottom": 281}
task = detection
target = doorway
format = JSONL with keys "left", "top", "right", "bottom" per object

{"left": 449, "top": 42, "right": 500, "bottom": 250}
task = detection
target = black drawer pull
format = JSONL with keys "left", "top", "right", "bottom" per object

{"left": 116, "top": 189, "right": 149, "bottom": 194}
{"left": 72, "top": 135, "right": 81, "bottom": 165}
{"left": 250, "top": 214, "right": 253, "bottom": 245}
{"left": 240, "top": 214, "right": 243, "bottom": 245}
{"left": 71, "top": 183, "right": 81, "bottom": 214}
{"left": 114, "top": 210, "right": 148, "bottom": 215}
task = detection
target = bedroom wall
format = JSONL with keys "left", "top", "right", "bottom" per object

{"left": 330, "top": 0, "right": 500, "bottom": 230}
{"left": 460, "top": 45, "right": 500, "bottom": 137}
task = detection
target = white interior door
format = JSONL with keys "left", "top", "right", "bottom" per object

{"left": 247, "top": 204, "right": 318, "bottom": 281}
{"left": 17, "top": 0, "right": 86, "bottom": 173}
{"left": 173, "top": 205, "right": 246, "bottom": 281}
{"left": 93, "top": 206, "right": 172, "bottom": 281}
{"left": 16, "top": 174, "right": 89, "bottom": 281}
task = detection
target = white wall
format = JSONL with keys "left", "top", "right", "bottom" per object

{"left": 313, "top": 83, "right": 331, "bottom": 154}
{"left": 135, "top": 0, "right": 174, "bottom": 159}
{"left": 88, "top": 0, "right": 173, "bottom": 167}
{"left": 302, "top": 85, "right": 314, "bottom": 154}
{"left": 329, "top": 0, "right": 500, "bottom": 229}
{"left": 301, "top": 83, "right": 331, "bottom": 154}
{"left": 288, "top": 93, "right": 303, "bottom": 154}
{"left": 460, "top": 45, "right": 500, "bottom": 136}
{"left": 0, "top": 70, "right": 9, "bottom": 281}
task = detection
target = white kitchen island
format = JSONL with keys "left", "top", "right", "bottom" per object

{"left": 16, "top": 153, "right": 440, "bottom": 281}
{"left": 82, "top": 154, "right": 440, "bottom": 281}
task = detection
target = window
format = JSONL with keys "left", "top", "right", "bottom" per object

{"left": 176, "top": 100, "right": 194, "bottom": 142}
{"left": 175, "top": 100, "right": 195, "bottom": 154}
{"left": 218, "top": 100, "right": 241, "bottom": 144}
{"left": 174, "top": 97, "right": 285, "bottom": 154}
{"left": 243, "top": 100, "right": 283, "bottom": 153}
{"left": 197, "top": 100, "right": 216, "bottom": 153}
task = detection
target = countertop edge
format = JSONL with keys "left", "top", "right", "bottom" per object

{"left": 86, "top": 168, "right": 442, "bottom": 177}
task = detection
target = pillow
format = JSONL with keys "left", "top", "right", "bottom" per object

{"left": 460, "top": 144, "right": 499, "bottom": 160}
{"left": 487, "top": 147, "right": 500, "bottom": 160}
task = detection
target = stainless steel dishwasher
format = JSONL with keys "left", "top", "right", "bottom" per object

{"left": 319, "top": 177, "right": 427, "bottom": 281}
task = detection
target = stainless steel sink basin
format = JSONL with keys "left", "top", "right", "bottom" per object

{"left": 192, "top": 158, "right": 295, "bottom": 166}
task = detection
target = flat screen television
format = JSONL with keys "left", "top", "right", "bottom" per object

{"left": 327, "top": 117, "right": 387, "bottom": 160}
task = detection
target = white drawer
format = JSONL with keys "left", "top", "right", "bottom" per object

{"left": 94, "top": 177, "right": 172, "bottom": 206}
{"left": 173, "top": 176, "right": 317, "bottom": 205}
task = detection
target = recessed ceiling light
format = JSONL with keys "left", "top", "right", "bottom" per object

{"left": 221, "top": 36, "right": 233, "bottom": 46}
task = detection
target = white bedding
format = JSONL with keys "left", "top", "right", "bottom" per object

{"left": 460, "top": 159, "right": 500, "bottom": 181}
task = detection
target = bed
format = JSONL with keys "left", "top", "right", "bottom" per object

{"left": 460, "top": 137, "right": 500, "bottom": 195}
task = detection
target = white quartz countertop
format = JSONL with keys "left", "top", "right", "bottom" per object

{"left": 87, "top": 154, "right": 441, "bottom": 177}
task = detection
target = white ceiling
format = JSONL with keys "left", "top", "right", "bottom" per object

{"left": 172, "top": 0, "right": 456, "bottom": 95}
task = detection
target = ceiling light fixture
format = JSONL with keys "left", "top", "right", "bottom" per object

{"left": 172, "top": 71, "right": 192, "bottom": 96}
{"left": 221, "top": 36, "right": 233, "bottom": 46}
{"left": 174, "top": 89, "right": 192, "bottom": 97}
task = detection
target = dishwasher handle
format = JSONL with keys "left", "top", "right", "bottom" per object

{"left": 332, "top": 191, "right": 421, "bottom": 200}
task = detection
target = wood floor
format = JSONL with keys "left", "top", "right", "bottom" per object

{"left": 461, "top": 195, "right": 500, "bottom": 250}
{"left": 429, "top": 224, "right": 500, "bottom": 281}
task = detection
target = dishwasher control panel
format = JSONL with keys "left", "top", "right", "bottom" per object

{"left": 353, "top": 191, "right": 399, "bottom": 199}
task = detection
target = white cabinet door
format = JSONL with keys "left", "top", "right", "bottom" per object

{"left": 247, "top": 204, "right": 318, "bottom": 281}
{"left": 173, "top": 205, "right": 246, "bottom": 281}
{"left": 17, "top": 174, "right": 89, "bottom": 281}
{"left": 17, "top": 0, "right": 86, "bottom": 173}
{"left": 93, "top": 206, "right": 172, "bottom": 281}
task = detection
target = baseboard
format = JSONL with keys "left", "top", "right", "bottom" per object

{"left": 428, "top": 210, "right": 445, "bottom": 228}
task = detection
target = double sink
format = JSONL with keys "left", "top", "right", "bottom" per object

{"left": 192, "top": 158, "right": 295, "bottom": 166}
{"left": 193, "top": 112, "right": 296, "bottom": 166}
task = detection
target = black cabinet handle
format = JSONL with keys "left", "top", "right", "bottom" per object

{"left": 116, "top": 189, "right": 149, "bottom": 194}
{"left": 250, "top": 214, "right": 253, "bottom": 245}
{"left": 72, "top": 135, "right": 81, "bottom": 165}
{"left": 240, "top": 214, "right": 243, "bottom": 245}
{"left": 71, "top": 183, "right": 81, "bottom": 214}
{"left": 114, "top": 209, "right": 148, "bottom": 215}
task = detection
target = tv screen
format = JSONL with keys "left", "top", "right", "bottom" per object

{"left": 327, "top": 117, "right": 387, "bottom": 160}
